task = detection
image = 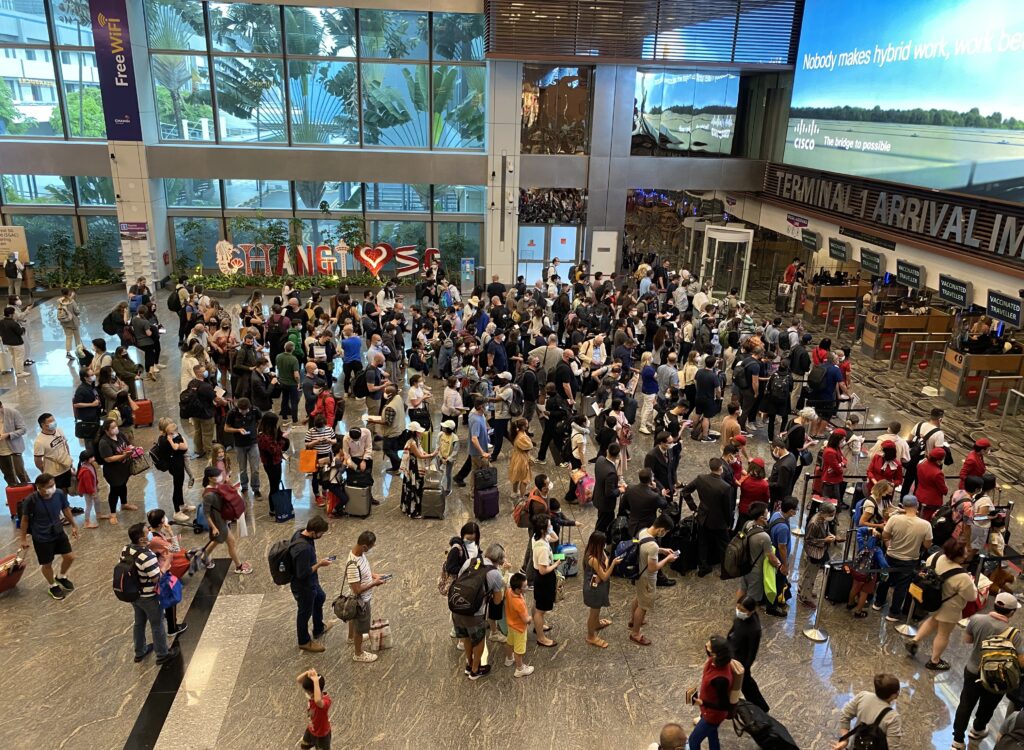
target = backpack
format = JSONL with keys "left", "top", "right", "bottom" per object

{"left": 447, "top": 556, "right": 490, "bottom": 616}
{"left": 908, "top": 555, "right": 965, "bottom": 612}
{"left": 722, "top": 524, "right": 764, "bottom": 580}
{"left": 850, "top": 543, "right": 876, "bottom": 579}
{"left": 930, "top": 496, "right": 972, "bottom": 547}
{"left": 101, "top": 312, "right": 120, "bottom": 336}
{"left": 148, "top": 442, "right": 169, "bottom": 472}
{"left": 979, "top": 627, "right": 1022, "bottom": 693}
{"left": 908, "top": 423, "right": 941, "bottom": 464}
{"left": 790, "top": 345, "right": 811, "bottom": 375}
{"left": 838, "top": 706, "right": 892, "bottom": 750}
{"left": 167, "top": 287, "right": 183, "bottom": 314}
{"left": 768, "top": 372, "right": 790, "bottom": 402}
{"left": 507, "top": 384, "right": 524, "bottom": 417}
{"left": 996, "top": 708, "right": 1024, "bottom": 750}
{"left": 112, "top": 547, "right": 143, "bottom": 603}
{"left": 732, "top": 357, "right": 752, "bottom": 390}
{"left": 179, "top": 381, "right": 203, "bottom": 420}
{"left": 612, "top": 536, "right": 655, "bottom": 580}
{"left": 215, "top": 483, "right": 246, "bottom": 522}
{"left": 268, "top": 538, "right": 303, "bottom": 585}
{"left": 778, "top": 331, "right": 792, "bottom": 352}
{"left": 351, "top": 369, "right": 370, "bottom": 399}
{"left": 807, "top": 363, "right": 827, "bottom": 391}
{"left": 57, "top": 301, "right": 72, "bottom": 324}
{"left": 4, "top": 259, "right": 17, "bottom": 279}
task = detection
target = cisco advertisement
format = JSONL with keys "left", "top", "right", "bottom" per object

{"left": 784, "top": 0, "right": 1024, "bottom": 202}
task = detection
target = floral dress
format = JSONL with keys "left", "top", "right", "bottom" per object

{"left": 400, "top": 439, "right": 424, "bottom": 518}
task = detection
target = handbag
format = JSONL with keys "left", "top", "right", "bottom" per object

{"left": 129, "top": 453, "right": 150, "bottom": 476}
{"left": 332, "top": 561, "right": 363, "bottom": 621}
{"left": 473, "top": 466, "right": 497, "bottom": 490}
{"left": 74, "top": 421, "right": 99, "bottom": 440}
{"left": 366, "top": 618, "right": 393, "bottom": 652}
{"left": 158, "top": 573, "right": 183, "bottom": 609}
{"left": 762, "top": 557, "right": 778, "bottom": 606}
{"left": 298, "top": 449, "right": 318, "bottom": 474}
{"left": 236, "top": 512, "right": 249, "bottom": 538}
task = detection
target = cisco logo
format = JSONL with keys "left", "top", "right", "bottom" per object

{"left": 794, "top": 119, "right": 819, "bottom": 136}
{"left": 793, "top": 138, "right": 815, "bottom": 151}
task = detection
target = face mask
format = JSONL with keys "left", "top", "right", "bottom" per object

{"left": 364, "top": 547, "right": 373, "bottom": 556}
{"left": 41, "top": 487, "right": 56, "bottom": 498}
{"left": 202, "top": 370, "right": 209, "bottom": 378}
{"left": 45, "top": 422, "right": 55, "bottom": 432}
{"left": 735, "top": 609, "right": 751, "bottom": 620}
{"left": 89, "top": 375, "right": 97, "bottom": 384}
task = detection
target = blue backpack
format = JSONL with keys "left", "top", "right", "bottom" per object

{"left": 612, "top": 535, "right": 655, "bottom": 580}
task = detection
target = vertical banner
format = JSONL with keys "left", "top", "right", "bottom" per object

{"left": 89, "top": 0, "right": 143, "bottom": 141}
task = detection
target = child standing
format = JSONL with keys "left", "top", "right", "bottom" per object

{"left": 77, "top": 449, "right": 100, "bottom": 528}
{"left": 503, "top": 573, "right": 535, "bottom": 677}
{"left": 208, "top": 443, "right": 232, "bottom": 482}
{"left": 296, "top": 668, "right": 331, "bottom": 749}
{"left": 847, "top": 527, "right": 888, "bottom": 618}
{"left": 437, "top": 419, "right": 459, "bottom": 495}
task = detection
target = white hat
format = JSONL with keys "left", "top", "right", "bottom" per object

{"left": 440, "top": 419, "right": 456, "bottom": 430}
{"left": 407, "top": 422, "right": 426, "bottom": 433}
{"left": 498, "top": 371, "right": 513, "bottom": 381}
{"left": 996, "top": 592, "right": 1020, "bottom": 610}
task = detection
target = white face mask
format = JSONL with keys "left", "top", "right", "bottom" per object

{"left": 40, "top": 487, "right": 56, "bottom": 498}
{"left": 735, "top": 609, "right": 751, "bottom": 620}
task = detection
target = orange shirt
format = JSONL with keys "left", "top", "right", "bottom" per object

{"left": 505, "top": 590, "right": 529, "bottom": 633}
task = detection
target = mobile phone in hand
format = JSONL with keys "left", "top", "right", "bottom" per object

{"left": 380, "top": 573, "right": 394, "bottom": 582}
{"left": 326, "top": 555, "right": 338, "bottom": 562}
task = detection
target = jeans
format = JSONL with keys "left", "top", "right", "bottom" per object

{"left": 0, "top": 452, "right": 30, "bottom": 485}
{"left": 873, "top": 556, "right": 918, "bottom": 615}
{"left": 688, "top": 717, "right": 721, "bottom": 750}
{"left": 698, "top": 527, "right": 729, "bottom": 573}
{"left": 234, "top": 443, "right": 261, "bottom": 494}
{"left": 383, "top": 436, "right": 403, "bottom": 471}
{"left": 489, "top": 418, "right": 509, "bottom": 460}
{"left": 292, "top": 581, "right": 326, "bottom": 646}
{"left": 132, "top": 595, "right": 169, "bottom": 658}
{"left": 342, "top": 361, "right": 362, "bottom": 394}
{"left": 953, "top": 668, "right": 1004, "bottom": 742}
{"left": 279, "top": 384, "right": 300, "bottom": 421}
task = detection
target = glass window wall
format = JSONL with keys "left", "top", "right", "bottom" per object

{"left": 631, "top": 68, "right": 739, "bottom": 156}
{"left": 521, "top": 65, "right": 593, "bottom": 155}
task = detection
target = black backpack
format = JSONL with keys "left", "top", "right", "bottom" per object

{"left": 789, "top": 345, "right": 811, "bottom": 375}
{"left": 351, "top": 369, "right": 370, "bottom": 399}
{"left": 930, "top": 496, "right": 972, "bottom": 546}
{"left": 167, "top": 287, "right": 183, "bottom": 314}
{"left": 267, "top": 538, "right": 303, "bottom": 585}
{"left": 101, "top": 311, "right": 120, "bottom": 336}
{"left": 908, "top": 555, "right": 965, "bottom": 612}
{"left": 148, "top": 441, "right": 169, "bottom": 472}
{"left": 447, "top": 556, "right": 490, "bottom": 616}
{"left": 611, "top": 536, "right": 655, "bottom": 580}
{"left": 908, "top": 423, "right": 941, "bottom": 464}
{"left": 838, "top": 706, "right": 892, "bottom": 750}
{"left": 722, "top": 524, "right": 763, "bottom": 579}
{"left": 179, "top": 381, "right": 203, "bottom": 420}
{"left": 732, "top": 357, "right": 752, "bottom": 390}
{"left": 807, "top": 363, "right": 827, "bottom": 391}
{"left": 768, "top": 372, "right": 790, "bottom": 402}
{"left": 778, "top": 331, "right": 792, "bottom": 352}
{"left": 112, "top": 547, "right": 143, "bottom": 603}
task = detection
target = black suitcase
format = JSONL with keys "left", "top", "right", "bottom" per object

{"left": 473, "top": 487, "right": 499, "bottom": 520}
{"left": 733, "top": 699, "right": 799, "bottom": 749}
{"left": 666, "top": 517, "right": 699, "bottom": 574}
{"left": 824, "top": 561, "right": 853, "bottom": 604}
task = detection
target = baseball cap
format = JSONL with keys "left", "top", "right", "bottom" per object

{"left": 996, "top": 592, "right": 1020, "bottom": 610}
{"left": 901, "top": 495, "right": 920, "bottom": 508}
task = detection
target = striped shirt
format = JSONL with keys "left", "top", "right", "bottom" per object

{"left": 346, "top": 551, "right": 373, "bottom": 603}
{"left": 305, "top": 426, "right": 336, "bottom": 459}
{"left": 122, "top": 544, "right": 161, "bottom": 597}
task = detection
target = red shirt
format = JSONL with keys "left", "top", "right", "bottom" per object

{"left": 783, "top": 264, "right": 797, "bottom": 284}
{"left": 821, "top": 446, "right": 846, "bottom": 484}
{"left": 811, "top": 347, "right": 830, "bottom": 366}
{"left": 838, "top": 360, "right": 851, "bottom": 385}
{"left": 699, "top": 658, "right": 734, "bottom": 725}
{"left": 959, "top": 450, "right": 986, "bottom": 489}
{"left": 737, "top": 477, "right": 770, "bottom": 517}
{"left": 312, "top": 392, "right": 337, "bottom": 428}
{"left": 914, "top": 459, "right": 948, "bottom": 508}
{"left": 307, "top": 693, "right": 332, "bottom": 737}
{"left": 866, "top": 453, "right": 903, "bottom": 493}
{"left": 76, "top": 463, "right": 98, "bottom": 495}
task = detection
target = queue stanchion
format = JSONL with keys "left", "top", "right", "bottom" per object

{"left": 792, "top": 471, "right": 807, "bottom": 538}
{"left": 802, "top": 560, "right": 831, "bottom": 643}
{"left": 894, "top": 600, "right": 918, "bottom": 637}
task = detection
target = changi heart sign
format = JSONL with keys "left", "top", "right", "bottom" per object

{"left": 354, "top": 242, "right": 396, "bottom": 277}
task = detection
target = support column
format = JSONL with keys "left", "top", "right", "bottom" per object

{"left": 88, "top": 0, "right": 170, "bottom": 288}
{"left": 484, "top": 61, "right": 522, "bottom": 283}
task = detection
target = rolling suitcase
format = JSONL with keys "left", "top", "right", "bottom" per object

{"left": 134, "top": 399, "right": 155, "bottom": 428}
{"left": 0, "top": 553, "right": 26, "bottom": 593}
{"left": 346, "top": 483, "right": 372, "bottom": 518}
{"left": 667, "top": 516, "right": 700, "bottom": 574}
{"left": 7, "top": 483, "right": 34, "bottom": 522}
{"left": 421, "top": 487, "right": 445, "bottom": 519}
{"left": 733, "top": 699, "right": 799, "bottom": 749}
{"left": 824, "top": 561, "right": 853, "bottom": 604}
{"left": 473, "top": 487, "right": 499, "bottom": 520}
{"left": 473, "top": 466, "right": 497, "bottom": 490}
{"left": 0, "top": 346, "right": 13, "bottom": 374}
{"left": 556, "top": 527, "right": 579, "bottom": 577}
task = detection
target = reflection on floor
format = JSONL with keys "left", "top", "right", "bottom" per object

{"left": 0, "top": 288, "right": 1020, "bottom": 750}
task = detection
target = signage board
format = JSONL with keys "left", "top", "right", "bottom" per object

{"left": 937, "top": 274, "right": 971, "bottom": 307}
{"left": 90, "top": 0, "right": 143, "bottom": 140}
{"left": 828, "top": 237, "right": 850, "bottom": 261}
{"left": 0, "top": 226, "right": 29, "bottom": 262}
{"left": 859, "top": 247, "right": 884, "bottom": 275}
{"left": 988, "top": 290, "right": 1024, "bottom": 328}
{"left": 801, "top": 229, "right": 819, "bottom": 253}
{"left": 895, "top": 259, "right": 923, "bottom": 290}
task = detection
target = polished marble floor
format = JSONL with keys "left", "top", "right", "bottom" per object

{"left": 0, "top": 288, "right": 1020, "bottom": 750}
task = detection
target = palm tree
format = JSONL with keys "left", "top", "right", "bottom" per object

{"left": 55, "top": 0, "right": 91, "bottom": 137}
{"left": 148, "top": 4, "right": 202, "bottom": 139}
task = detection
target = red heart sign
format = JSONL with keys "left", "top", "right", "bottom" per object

{"left": 354, "top": 243, "right": 396, "bottom": 277}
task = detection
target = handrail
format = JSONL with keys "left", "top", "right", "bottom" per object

{"left": 1000, "top": 388, "right": 1024, "bottom": 430}
{"left": 974, "top": 375, "right": 1024, "bottom": 420}
{"left": 886, "top": 332, "right": 942, "bottom": 371}
{"left": 902, "top": 339, "right": 948, "bottom": 378}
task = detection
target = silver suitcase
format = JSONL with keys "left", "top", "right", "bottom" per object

{"left": 0, "top": 347, "right": 13, "bottom": 374}
{"left": 421, "top": 487, "right": 445, "bottom": 519}
{"left": 345, "top": 484, "right": 372, "bottom": 518}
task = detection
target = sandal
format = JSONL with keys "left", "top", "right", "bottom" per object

{"left": 597, "top": 619, "right": 612, "bottom": 630}
{"left": 586, "top": 637, "right": 609, "bottom": 649}
{"left": 84, "top": 522, "right": 98, "bottom": 529}
{"left": 537, "top": 639, "right": 558, "bottom": 648}
{"left": 543, "top": 625, "right": 552, "bottom": 632}
{"left": 629, "top": 634, "right": 652, "bottom": 646}
{"left": 122, "top": 503, "right": 139, "bottom": 511}
{"left": 853, "top": 610, "right": 868, "bottom": 618}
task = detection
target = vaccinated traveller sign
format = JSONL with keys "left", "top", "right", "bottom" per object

{"left": 89, "top": 0, "right": 143, "bottom": 141}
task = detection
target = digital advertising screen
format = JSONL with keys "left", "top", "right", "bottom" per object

{"left": 783, "top": 0, "right": 1024, "bottom": 202}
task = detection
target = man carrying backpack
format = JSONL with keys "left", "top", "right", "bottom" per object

{"left": 835, "top": 673, "right": 902, "bottom": 750}
{"left": 902, "top": 408, "right": 946, "bottom": 499}
{"left": 950, "top": 592, "right": 1024, "bottom": 749}
{"left": 286, "top": 516, "right": 336, "bottom": 654}
{"left": 122, "top": 522, "right": 180, "bottom": 665}
{"left": 628, "top": 515, "right": 679, "bottom": 647}
{"left": 18, "top": 473, "right": 78, "bottom": 601}
{"left": 450, "top": 543, "right": 506, "bottom": 680}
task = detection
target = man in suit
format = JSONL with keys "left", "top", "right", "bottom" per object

{"left": 643, "top": 432, "right": 675, "bottom": 495}
{"left": 768, "top": 437, "right": 799, "bottom": 507}
{"left": 621, "top": 468, "right": 669, "bottom": 538}
{"left": 593, "top": 444, "right": 623, "bottom": 536}
{"left": 681, "top": 458, "right": 734, "bottom": 577}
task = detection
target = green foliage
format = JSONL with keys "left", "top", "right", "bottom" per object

{"left": 0, "top": 80, "right": 37, "bottom": 135}
{"left": 36, "top": 228, "right": 120, "bottom": 288}
{"left": 175, "top": 218, "right": 208, "bottom": 276}
{"left": 438, "top": 224, "right": 467, "bottom": 276}
{"left": 229, "top": 214, "right": 291, "bottom": 270}
{"left": 189, "top": 271, "right": 385, "bottom": 292}
{"left": 790, "top": 105, "right": 1024, "bottom": 130}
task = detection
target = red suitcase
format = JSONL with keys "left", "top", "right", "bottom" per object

{"left": 6, "top": 483, "right": 33, "bottom": 521}
{"left": 134, "top": 399, "right": 155, "bottom": 428}
{"left": 0, "top": 553, "right": 26, "bottom": 593}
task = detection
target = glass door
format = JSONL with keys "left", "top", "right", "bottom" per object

{"left": 517, "top": 224, "right": 580, "bottom": 283}
{"left": 701, "top": 226, "right": 754, "bottom": 298}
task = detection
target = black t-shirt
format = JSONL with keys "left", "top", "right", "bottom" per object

{"left": 553, "top": 361, "right": 577, "bottom": 398}
{"left": 738, "top": 357, "right": 760, "bottom": 393}
{"left": 519, "top": 368, "right": 539, "bottom": 401}
{"left": 158, "top": 433, "right": 187, "bottom": 470}
{"left": 73, "top": 382, "right": 101, "bottom": 422}
{"left": 226, "top": 408, "right": 261, "bottom": 447}
{"left": 486, "top": 282, "right": 506, "bottom": 300}
{"left": 289, "top": 530, "right": 317, "bottom": 591}
{"left": 190, "top": 378, "right": 218, "bottom": 420}
{"left": 694, "top": 368, "right": 719, "bottom": 401}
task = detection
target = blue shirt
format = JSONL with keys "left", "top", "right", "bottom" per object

{"left": 487, "top": 340, "right": 508, "bottom": 372}
{"left": 640, "top": 364, "right": 659, "bottom": 395}
{"left": 812, "top": 364, "right": 844, "bottom": 401}
{"left": 341, "top": 336, "right": 363, "bottom": 364}
{"left": 768, "top": 511, "right": 792, "bottom": 557}
{"left": 468, "top": 411, "right": 490, "bottom": 456}
{"left": 26, "top": 490, "right": 69, "bottom": 542}
{"left": 475, "top": 311, "right": 490, "bottom": 337}
{"left": 639, "top": 277, "right": 653, "bottom": 297}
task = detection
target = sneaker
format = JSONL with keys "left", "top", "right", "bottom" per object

{"left": 904, "top": 640, "right": 919, "bottom": 657}
{"left": 156, "top": 644, "right": 181, "bottom": 665}
{"left": 55, "top": 576, "right": 75, "bottom": 592}
{"left": 514, "top": 665, "right": 535, "bottom": 678}
{"left": 926, "top": 659, "right": 951, "bottom": 671}
{"left": 173, "top": 511, "right": 190, "bottom": 523}
{"left": 169, "top": 623, "right": 189, "bottom": 638}
{"left": 183, "top": 503, "right": 196, "bottom": 511}
{"left": 490, "top": 631, "right": 507, "bottom": 643}
{"left": 205, "top": 558, "right": 216, "bottom": 570}
{"left": 968, "top": 728, "right": 989, "bottom": 741}
{"left": 871, "top": 604, "right": 883, "bottom": 611}
{"left": 134, "top": 644, "right": 154, "bottom": 663}
{"left": 884, "top": 615, "right": 901, "bottom": 623}
{"left": 48, "top": 584, "right": 65, "bottom": 600}
{"left": 299, "top": 641, "right": 326, "bottom": 653}
{"left": 353, "top": 651, "right": 378, "bottom": 663}
{"left": 234, "top": 562, "right": 253, "bottom": 575}
{"left": 24, "top": 359, "right": 34, "bottom": 366}
{"left": 700, "top": 437, "right": 717, "bottom": 442}
{"left": 950, "top": 742, "right": 966, "bottom": 750}
{"left": 504, "top": 657, "right": 515, "bottom": 667}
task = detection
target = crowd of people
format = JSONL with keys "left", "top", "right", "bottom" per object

{"left": 8, "top": 254, "right": 1024, "bottom": 750}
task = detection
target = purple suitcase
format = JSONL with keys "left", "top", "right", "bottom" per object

{"left": 473, "top": 487, "right": 499, "bottom": 520}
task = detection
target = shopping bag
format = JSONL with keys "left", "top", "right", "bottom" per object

{"left": 158, "top": 574, "right": 183, "bottom": 609}
{"left": 299, "top": 449, "right": 318, "bottom": 474}
{"left": 236, "top": 513, "right": 249, "bottom": 538}
{"left": 129, "top": 453, "right": 150, "bottom": 476}
{"left": 366, "top": 618, "right": 393, "bottom": 652}
{"left": 763, "top": 557, "right": 778, "bottom": 605}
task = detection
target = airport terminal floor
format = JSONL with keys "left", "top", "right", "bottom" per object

{"left": 0, "top": 288, "right": 1021, "bottom": 750}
